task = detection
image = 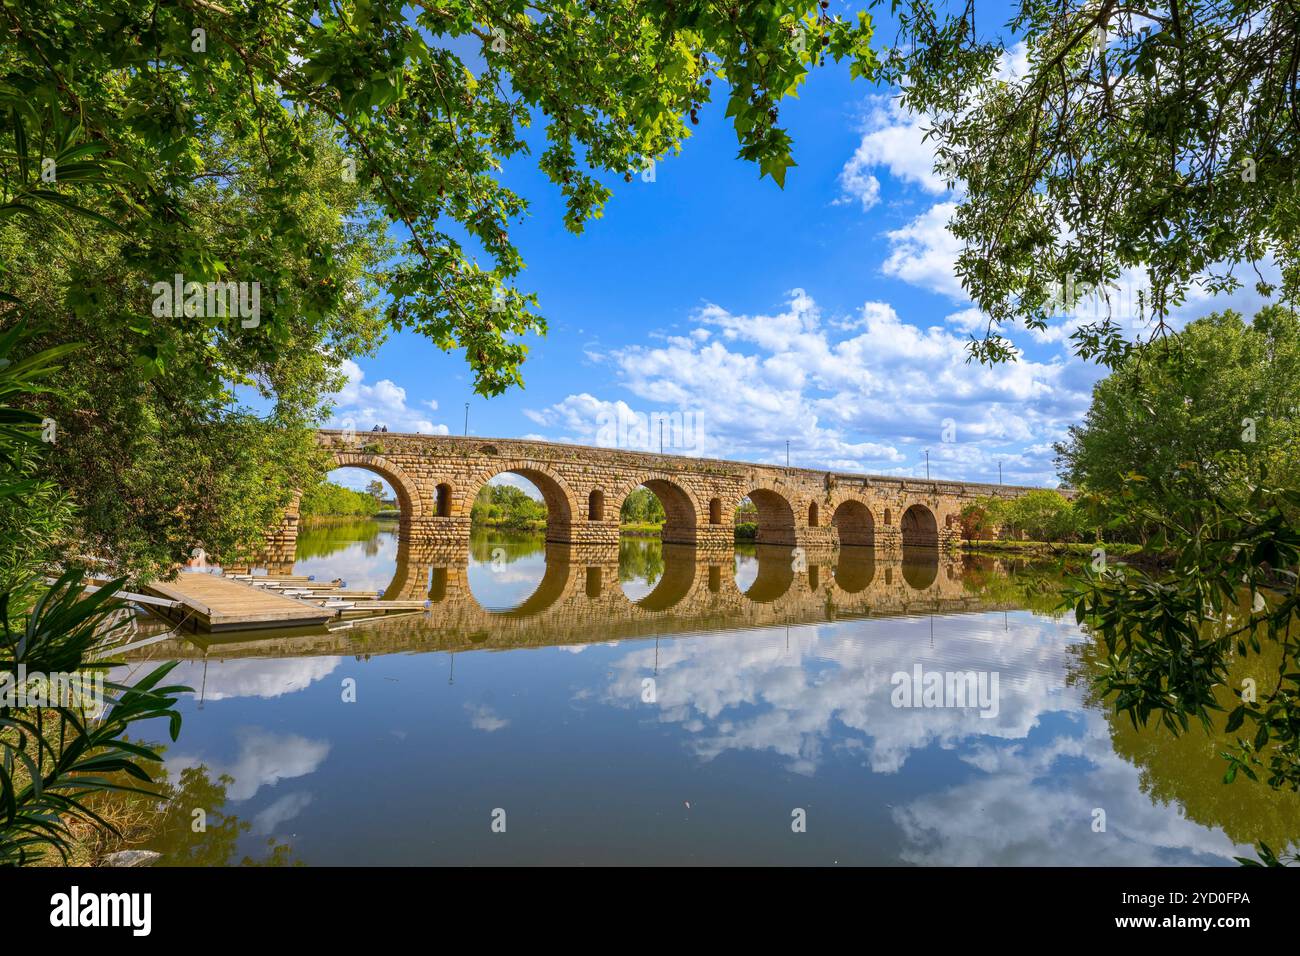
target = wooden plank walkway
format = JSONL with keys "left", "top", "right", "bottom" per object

{"left": 142, "top": 572, "right": 334, "bottom": 632}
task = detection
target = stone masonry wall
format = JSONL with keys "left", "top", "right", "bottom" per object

{"left": 255, "top": 431, "right": 1052, "bottom": 565}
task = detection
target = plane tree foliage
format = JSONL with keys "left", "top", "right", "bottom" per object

{"left": 888, "top": 0, "right": 1300, "bottom": 366}
{"left": 0, "top": 0, "right": 878, "bottom": 396}
{"left": 0, "top": 0, "right": 876, "bottom": 574}
{"left": 890, "top": 1, "right": 1300, "bottom": 823}
{"left": 0, "top": 117, "right": 374, "bottom": 576}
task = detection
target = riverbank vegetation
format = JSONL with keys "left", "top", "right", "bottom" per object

{"left": 0, "top": 2, "right": 875, "bottom": 582}
{"left": 618, "top": 487, "right": 665, "bottom": 536}
{"left": 300, "top": 480, "right": 385, "bottom": 521}
{"left": 471, "top": 484, "right": 549, "bottom": 531}
{"left": 959, "top": 490, "right": 1095, "bottom": 545}
{"left": 894, "top": 3, "right": 1300, "bottom": 858}
{"left": 0, "top": 328, "right": 186, "bottom": 866}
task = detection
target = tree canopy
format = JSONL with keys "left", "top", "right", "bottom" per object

{"left": 1056, "top": 306, "right": 1300, "bottom": 499}
{"left": 1, "top": 0, "right": 877, "bottom": 394}
{"left": 1, "top": 0, "right": 877, "bottom": 574}
{"left": 890, "top": 1, "right": 1300, "bottom": 366}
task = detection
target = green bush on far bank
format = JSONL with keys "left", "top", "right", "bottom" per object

{"left": 471, "top": 483, "right": 548, "bottom": 530}
{"left": 960, "top": 489, "right": 1099, "bottom": 544}
{"left": 300, "top": 480, "right": 382, "bottom": 518}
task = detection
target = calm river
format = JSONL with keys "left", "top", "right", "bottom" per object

{"left": 119, "top": 519, "right": 1299, "bottom": 865}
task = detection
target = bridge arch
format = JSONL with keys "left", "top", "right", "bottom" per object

{"left": 329, "top": 451, "right": 425, "bottom": 519}
{"left": 900, "top": 503, "right": 939, "bottom": 548}
{"left": 611, "top": 474, "right": 700, "bottom": 545}
{"left": 466, "top": 543, "right": 575, "bottom": 618}
{"left": 463, "top": 460, "right": 579, "bottom": 542}
{"left": 833, "top": 548, "right": 876, "bottom": 594}
{"left": 830, "top": 497, "right": 875, "bottom": 547}
{"left": 738, "top": 482, "right": 797, "bottom": 546}
{"left": 736, "top": 544, "right": 796, "bottom": 603}
{"left": 902, "top": 549, "right": 939, "bottom": 590}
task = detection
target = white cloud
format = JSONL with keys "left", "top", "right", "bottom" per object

{"left": 252, "top": 792, "right": 314, "bottom": 835}
{"left": 526, "top": 290, "right": 1088, "bottom": 485}
{"left": 595, "top": 607, "right": 1256, "bottom": 865}
{"left": 466, "top": 703, "right": 511, "bottom": 732}
{"left": 882, "top": 201, "right": 967, "bottom": 301}
{"left": 324, "top": 359, "right": 449, "bottom": 435}
{"left": 837, "top": 96, "right": 948, "bottom": 210}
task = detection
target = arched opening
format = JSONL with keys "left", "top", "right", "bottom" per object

{"left": 291, "top": 465, "right": 404, "bottom": 595}
{"left": 428, "top": 567, "right": 448, "bottom": 603}
{"left": 619, "top": 535, "right": 663, "bottom": 600}
{"left": 588, "top": 489, "right": 605, "bottom": 521}
{"left": 709, "top": 497, "right": 722, "bottom": 525}
{"left": 435, "top": 482, "right": 453, "bottom": 517}
{"left": 834, "top": 548, "right": 876, "bottom": 594}
{"left": 619, "top": 479, "right": 697, "bottom": 544}
{"left": 585, "top": 566, "right": 603, "bottom": 599}
{"left": 740, "top": 488, "right": 797, "bottom": 546}
{"left": 808, "top": 502, "right": 820, "bottom": 527}
{"left": 468, "top": 541, "right": 572, "bottom": 616}
{"left": 469, "top": 468, "right": 573, "bottom": 541}
{"left": 884, "top": 507, "right": 893, "bottom": 526}
{"left": 901, "top": 504, "right": 939, "bottom": 547}
{"left": 902, "top": 549, "right": 939, "bottom": 590}
{"left": 735, "top": 544, "right": 796, "bottom": 603}
{"left": 467, "top": 470, "right": 571, "bottom": 610}
{"left": 831, "top": 500, "right": 875, "bottom": 547}
{"left": 626, "top": 543, "right": 696, "bottom": 611}
{"left": 900, "top": 504, "right": 940, "bottom": 590}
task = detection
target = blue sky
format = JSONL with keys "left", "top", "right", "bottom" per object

{"left": 321, "top": 9, "right": 1265, "bottom": 492}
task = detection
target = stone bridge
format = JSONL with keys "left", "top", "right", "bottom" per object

{"left": 260, "top": 431, "right": 1050, "bottom": 565}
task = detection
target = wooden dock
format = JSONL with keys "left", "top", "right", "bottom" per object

{"left": 142, "top": 572, "right": 335, "bottom": 632}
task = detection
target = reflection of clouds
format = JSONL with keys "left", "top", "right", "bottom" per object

{"left": 892, "top": 713, "right": 1253, "bottom": 865}
{"left": 252, "top": 792, "right": 314, "bottom": 835}
{"left": 602, "top": 611, "right": 1253, "bottom": 864}
{"left": 620, "top": 578, "right": 655, "bottom": 601}
{"left": 466, "top": 703, "right": 510, "bottom": 732}
{"left": 296, "top": 533, "right": 398, "bottom": 593}
{"left": 733, "top": 555, "right": 758, "bottom": 593}
{"left": 467, "top": 559, "right": 547, "bottom": 609}
{"left": 138, "top": 657, "right": 342, "bottom": 701}
{"left": 606, "top": 613, "right": 1077, "bottom": 775}
{"left": 170, "top": 727, "right": 331, "bottom": 801}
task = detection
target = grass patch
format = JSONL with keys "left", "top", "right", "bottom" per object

{"left": 619, "top": 521, "right": 663, "bottom": 536}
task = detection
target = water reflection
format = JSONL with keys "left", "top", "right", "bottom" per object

{"left": 114, "top": 524, "right": 1300, "bottom": 865}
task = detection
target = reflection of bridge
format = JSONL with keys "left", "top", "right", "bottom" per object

{"left": 260, "top": 431, "right": 1047, "bottom": 565}
{"left": 131, "top": 545, "right": 1020, "bottom": 661}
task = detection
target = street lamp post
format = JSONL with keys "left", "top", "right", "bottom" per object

{"left": 925, "top": 449, "right": 930, "bottom": 480}
{"left": 463, "top": 403, "right": 469, "bottom": 436}
{"left": 786, "top": 440, "right": 790, "bottom": 468}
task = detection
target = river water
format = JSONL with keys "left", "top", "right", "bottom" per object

{"left": 121, "top": 519, "right": 1299, "bottom": 865}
